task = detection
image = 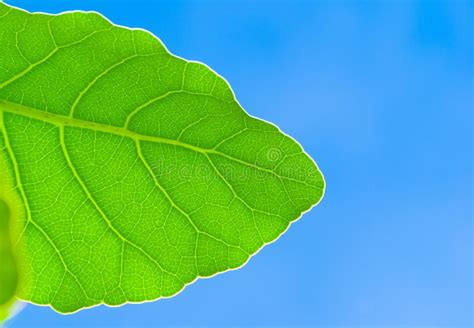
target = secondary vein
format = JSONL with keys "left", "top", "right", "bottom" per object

{"left": 59, "top": 125, "right": 184, "bottom": 283}
{"left": 0, "top": 110, "right": 92, "bottom": 301}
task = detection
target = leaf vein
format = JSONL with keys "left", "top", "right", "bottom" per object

{"left": 135, "top": 139, "right": 249, "bottom": 256}
{"left": 58, "top": 125, "right": 184, "bottom": 285}
{"left": 0, "top": 111, "right": 92, "bottom": 301}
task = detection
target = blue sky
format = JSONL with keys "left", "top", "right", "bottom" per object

{"left": 5, "top": 0, "right": 473, "bottom": 327}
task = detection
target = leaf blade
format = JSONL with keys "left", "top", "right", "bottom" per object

{"left": 0, "top": 2, "right": 325, "bottom": 313}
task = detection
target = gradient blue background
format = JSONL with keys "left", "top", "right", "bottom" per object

{"left": 4, "top": 0, "right": 473, "bottom": 327}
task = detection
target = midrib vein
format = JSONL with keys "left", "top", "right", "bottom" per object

{"left": 0, "top": 99, "right": 317, "bottom": 188}
{"left": 0, "top": 99, "right": 212, "bottom": 151}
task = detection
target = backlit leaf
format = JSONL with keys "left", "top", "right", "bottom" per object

{"left": 0, "top": 2, "right": 325, "bottom": 313}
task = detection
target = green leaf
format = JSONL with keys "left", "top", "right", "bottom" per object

{"left": 0, "top": 2, "right": 325, "bottom": 314}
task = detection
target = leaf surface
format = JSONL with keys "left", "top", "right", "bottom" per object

{"left": 0, "top": 2, "right": 325, "bottom": 313}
